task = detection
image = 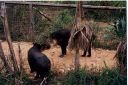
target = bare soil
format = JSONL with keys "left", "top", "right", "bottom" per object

{"left": 1, "top": 41, "right": 117, "bottom": 74}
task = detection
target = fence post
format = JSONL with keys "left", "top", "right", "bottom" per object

{"left": 29, "top": 4, "right": 35, "bottom": 41}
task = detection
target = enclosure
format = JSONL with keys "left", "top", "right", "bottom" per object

{"left": 0, "top": 1, "right": 127, "bottom": 85}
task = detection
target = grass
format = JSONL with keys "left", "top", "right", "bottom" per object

{"left": 0, "top": 67, "right": 126, "bottom": 85}
{"left": 59, "top": 67, "right": 127, "bottom": 85}
{"left": 60, "top": 69, "right": 98, "bottom": 85}
{"left": 0, "top": 71, "right": 34, "bottom": 85}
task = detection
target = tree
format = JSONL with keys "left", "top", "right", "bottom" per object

{"left": 68, "top": 1, "right": 89, "bottom": 69}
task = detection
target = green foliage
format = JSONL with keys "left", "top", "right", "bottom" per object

{"left": 35, "top": 32, "right": 50, "bottom": 45}
{"left": 113, "top": 18, "right": 126, "bottom": 39}
{"left": 0, "top": 72, "right": 33, "bottom": 85}
{"left": 103, "top": 34, "right": 113, "bottom": 41}
{"left": 108, "top": 1, "right": 126, "bottom": 7}
{"left": 34, "top": 8, "right": 50, "bottom": 34}
{"left": 51, "top": 9, "right": 74, "bottom": 32}
{"left": 117, "top": 54, "right": 126, "bottom": 66}
{"left": 33, "top": 8, "right": 51, "bottom": 44}
{"left": 98, "top": 68, "right": 126, "bottom": 85}
{"left": 0, "top": 74, "right": 14, "bottom": 85}
{"left": 35, "top": 19, "right": 50, "bottom": 34}
{"left": 91, "top": 23, "right": 115, "bottom": 49}
{"left": 11, "top": 29, "right": 24, "bottom": 41}
{"left": 91, "top": 22, "right": 123, "bottom": 50}
{"left": 105, "top": 18, "right": 126, "bottom": 40}
{"left": 103, "top": 26, "right": 116, "bottom": 42}
{"left": 9, "top": 6, "right": 31, "bottom": 41}
{"left": 16, "top": 6, "right": 28, "bottom": 19}
{"left": 86, "top": 10, "right": 125, "bottom": 22}
{"left": 60, "top": 69, "right": 97, "bottom": 85}
{"left": 85, "top": 1, "right": 126, "bottom": 22}
{"left": 60, "top": 68, "right": 127, "bottom": 85}
{"left": 90, "top": 22, "right": 101, "bottom": 33}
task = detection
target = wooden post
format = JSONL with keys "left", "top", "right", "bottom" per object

{"left": 18, "top": 43, "right": 24, "bottom": 71}
{"left": 74, "top": 48, "right": 80, "bottom": 69}
{"left": 73, "top": 2, "right": 83, "bottom": 70}
{"left": 29, "top": 4, "right": 35, "bottom": 41}
{"left": 0, "top": 40, "right": 13, "bottom": 73}
{"left": 18, "top": 43, "right": 24, "bottom": 82}
{"left": 0, "top": 2, "right": 19, "bottom": 72}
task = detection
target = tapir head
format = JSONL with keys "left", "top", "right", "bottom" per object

{"left": 33, "top": 42, "right": 51, "bottom": 51}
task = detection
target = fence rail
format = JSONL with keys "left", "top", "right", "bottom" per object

{"left": 2, "top": 1, "right": 126, "bottom": 11}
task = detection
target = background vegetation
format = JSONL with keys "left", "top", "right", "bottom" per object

{"left": 0, "top": 1, "right": 126, "bottom": 49}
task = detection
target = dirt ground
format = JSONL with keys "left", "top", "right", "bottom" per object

{"left": 1, "top": 41, "right": 117, "bottom": 74}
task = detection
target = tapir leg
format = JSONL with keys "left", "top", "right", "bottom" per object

{"left": 60, "top": 45, "right": 67, "bottom": 57}
{"left": 82, "top": 48, "right": 87, "bottom": 57}
{"left": 87, "top": 42, "right": 91, "bottom": 57}
{"left": 35, "top": 72, "right": 40, "bottom": 79}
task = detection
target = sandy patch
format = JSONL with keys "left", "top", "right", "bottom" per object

{"left": 1, "top": 42, "right": 117, "bottom": 74}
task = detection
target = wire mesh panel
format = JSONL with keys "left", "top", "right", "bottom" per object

{"left": 7, "top": 4, "right": 31, "bottom": 41}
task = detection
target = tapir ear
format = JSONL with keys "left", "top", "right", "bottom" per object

{"left": 33, "top": 42, "right": 41, "bottom": 47}
{"left": 33, "top": 42, "right": 35, "bottom": 45}
{"left": 33, "top": 42, "right": 37, "bottom": 46}
{"left": 51, "top": 33, "right": 55, "bottom": 38}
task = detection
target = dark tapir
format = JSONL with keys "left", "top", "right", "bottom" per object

{"left": 50, "top": 27, "right": 95, "bottom": 57}
{"left": 28, "top": 43, "right": 51, "bottom": 79}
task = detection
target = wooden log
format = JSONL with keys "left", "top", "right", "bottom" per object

{"left": 4, "top": 1, "right": 126, "bottom": 11}
{"left": 0, "top": 2, "right": 19, "bottom": 72}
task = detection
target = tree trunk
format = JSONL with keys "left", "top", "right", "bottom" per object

{"left": 0, "top": 2, "right": 19, "bottom": 72}
{"left": 74, "top": 2, "right": 83, "bottom": 70}
{"left": 74, "top": 48, "right": 80, "bottom": 70}
{"left": 0, "top": 40, "right": 12, "bottom": 73}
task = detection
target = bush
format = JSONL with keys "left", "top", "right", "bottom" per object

{"left": 51, "top": 9, "right": 74, "bottom": 32}
{"left": 34, "top": 32, "right": 50, "bottom": 45}
{"left": 91, "top": 23, "right": 118, "bottom": 49}
{"left": 60, "top": 69, "right": 97, "bottom": 85}
{"left": 0, "top": 72, "right": 32, "bottom": 85}
{"left": 98, "top": 68, "right": 127, "bottom": 85}
{"left": 104, "top": 17, "right": 126, "bottom": 41}
{"left": 113, "top": 18, "right": 126, "bottom": 40}
{"left": 85, "top": 1, "right": 126, "bottom": 22}
{"left": 60, "top": 68, "right": 127, "bottom": 85}
{"left": 34, "top": 8, "right": 51, "bottom": 34}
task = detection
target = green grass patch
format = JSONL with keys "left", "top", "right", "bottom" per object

{"left": 59, "top": 68, "right": 127, "bottom": 85}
